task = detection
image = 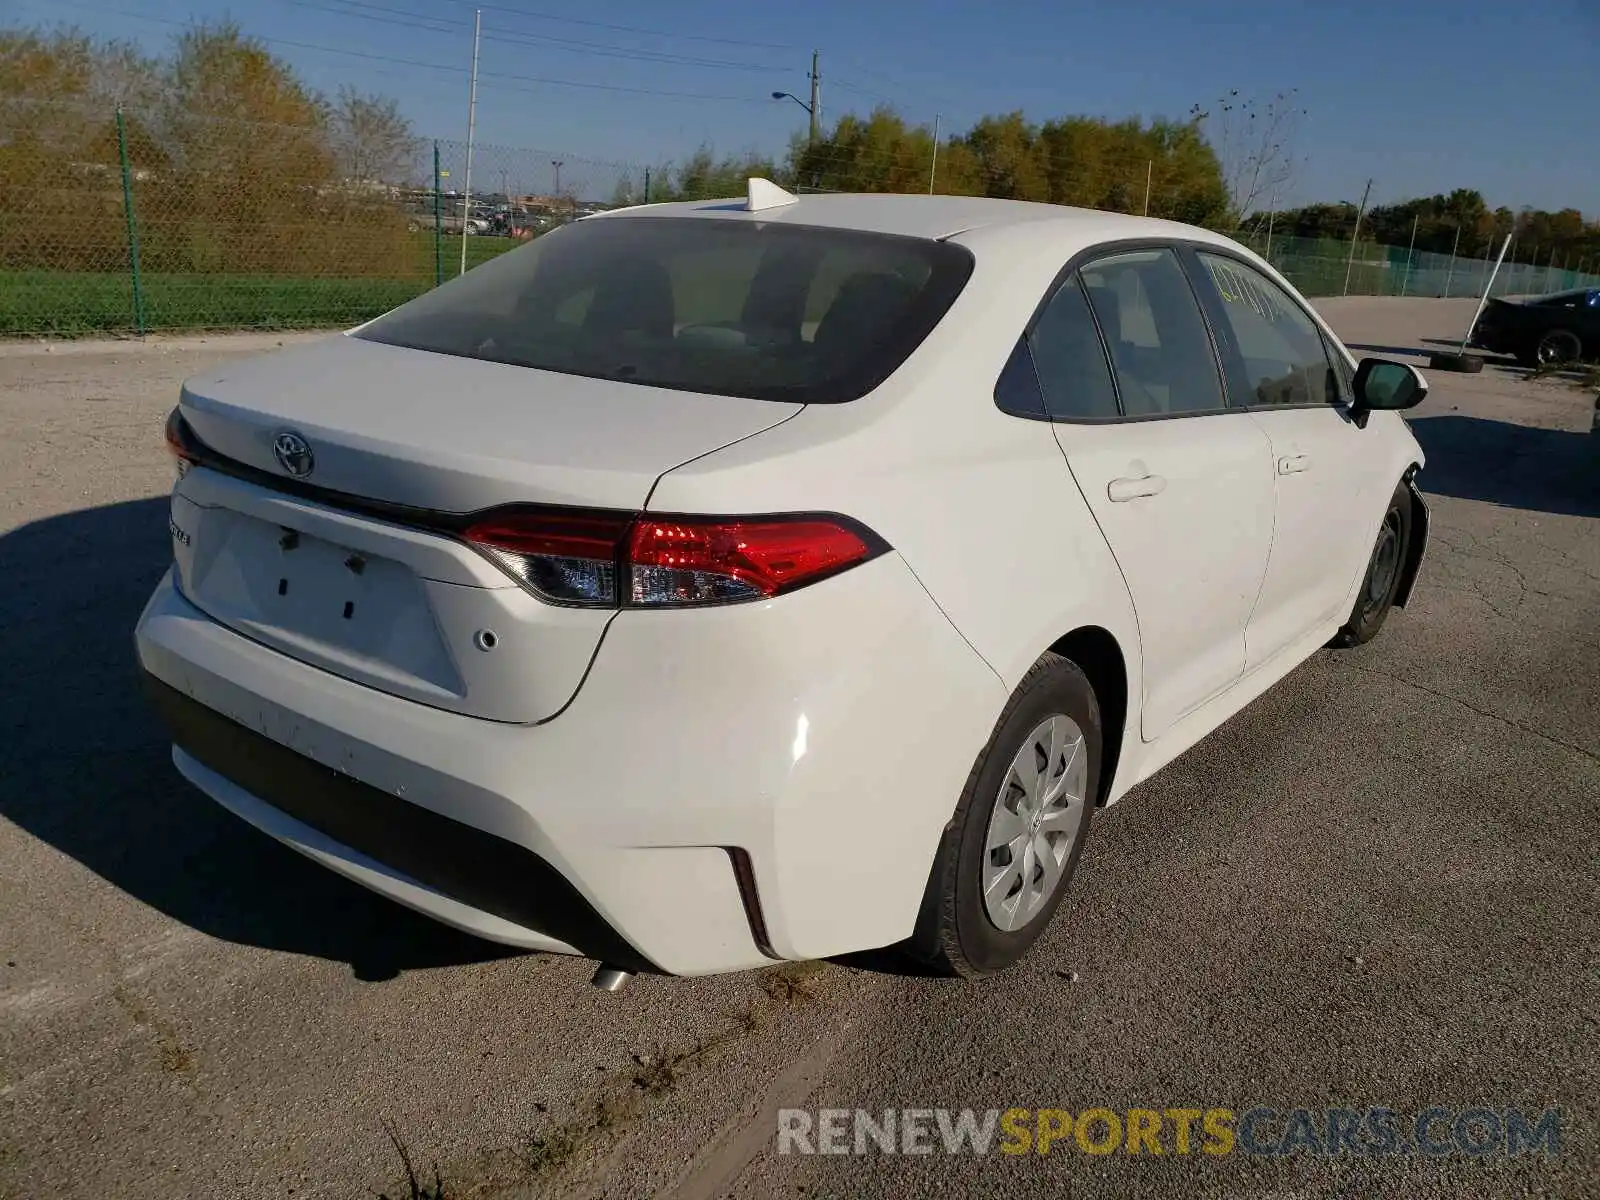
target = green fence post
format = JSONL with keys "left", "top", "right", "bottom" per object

{"left": 115, "top": 106, "right": 147, "bottom": 335}
{"left": 433, "top": 141, "right": 443, "bottom": 287}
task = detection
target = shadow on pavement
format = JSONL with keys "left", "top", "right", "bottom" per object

{"left": 829, "top": 946, "right": 948, "bottom": 978}
{"left": 1345, "top": 342, "right": 1433, "bottom": 359}
{"left": 1408, "top": 414, "right": 1600, "bottom": 518}
{"left": 0, "top": 496, "right": 515, "bottom": 981}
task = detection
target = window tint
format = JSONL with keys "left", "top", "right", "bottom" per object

{"left": 1196, "top": 253, "right": 1338, "bottom": 408}
{"left": 1027, "top": 275, "right": 1120, "bottom": 420}
{"left": 663, "top": 241, "right": 765, "bottom": 328}
{"left": 1080, "top": 249, "right": 1225, "bottom": 416}
{"left": 355, "top": 216, "right": 974, "bottom": 404}
{"left": 994, "top": 339, "right": 1048, "bottom": 418}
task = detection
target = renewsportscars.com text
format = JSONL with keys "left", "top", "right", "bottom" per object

{"left": 776, "top": 1106, "right": 1562, "bottom": 1158}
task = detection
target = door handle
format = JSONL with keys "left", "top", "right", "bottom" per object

{"left": 1107, "top": 473, "right": 1167, "bottom": 502}
{"left": 1277, "top": 454, "right": 1311, "bottom": 475}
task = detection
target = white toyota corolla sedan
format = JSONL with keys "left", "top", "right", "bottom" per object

{"left": 136, "top": 181, "right": 1429, "bottom": 986}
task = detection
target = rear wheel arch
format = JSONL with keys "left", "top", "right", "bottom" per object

{"left": 1047, "top": 626, "right": 1127, "bottom": 808}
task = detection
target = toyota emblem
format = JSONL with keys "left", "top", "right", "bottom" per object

{"left": 272, "top": 431, "right": 315, "bottom": 477}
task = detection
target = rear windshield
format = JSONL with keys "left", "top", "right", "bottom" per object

{"left": 355, "top": 216, "right": 974, "bottom": 403}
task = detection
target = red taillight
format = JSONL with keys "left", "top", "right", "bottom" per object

{"left": 463, "top": 509, "right": 633, "bottom": 607}
{"left": 164, "top": 408, "right": 198, "bottom": 477}
{"left": 461, "top": 508, "right": 883, "bottom": 608}
{"left": 628, "top": 517, "right": 873, "bottom": 605}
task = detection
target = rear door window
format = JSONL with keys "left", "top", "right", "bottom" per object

{"left": 994, "top": 339, "right": 1049, "bottom": 418}
{"left": 355, "top": 216, "right": 973, "bottom": 404}
{"left": 1026, "top": 275, "right": 1121, "bottom": 420}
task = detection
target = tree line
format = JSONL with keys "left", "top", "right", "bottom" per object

{"left": 1, "top": 24, "right": 418, "bottom": 275}
{"left": 620, "top": 107, "right": 1232, "bottom": 228}
{"left": 630, "top": 109, "right": 1598, "bottom": 272}
{"left": 1248, "top": 190, "right": 1600, "bottom": 270}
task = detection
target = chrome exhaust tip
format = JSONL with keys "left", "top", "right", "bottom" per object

{"left": 591, "top": 965, "right": 632, "bottom": 992}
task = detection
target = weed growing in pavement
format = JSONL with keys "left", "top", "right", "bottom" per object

{"left": 631, "top": 1050, "right": 682, "bottom": 1097}
{"left": 1528, "top": 360, "right": 1600, "bottom": 390}
{"left": 109, "top": 984, "right": 193, "bottom": 1074}
{"left": 368, "top": 962, "right": 836, "bottom": 1196}
{"left": 376, "top": 1118, "right": 450, "bottom": 1200}
{"left": 522, "top": 1126, "right": 581, "bottom": 1175}
{"left": 759, "top": 960, "right": 827, "bottom": 1003}
{"left": 512, "top": 962, "right": 833, "bottom": 1188}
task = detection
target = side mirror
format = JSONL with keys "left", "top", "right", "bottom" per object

{"left": 1351, "top": 358, "right": 1428, "bottom": 428}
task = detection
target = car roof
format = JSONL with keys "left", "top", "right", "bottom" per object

{"left": 595, "top": 190, "right": 1239, "bottom": 249}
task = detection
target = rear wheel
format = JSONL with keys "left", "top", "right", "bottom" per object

{"left": 909, "top": 653, "right": 1100, "bottom": 977}
{"left": 1329, "top": 481, "right": 1413, "bottom": 648}
{"left": 1535, "top": 328, "right": 1582, "bottom": 368}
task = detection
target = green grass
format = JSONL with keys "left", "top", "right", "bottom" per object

{"left": 415, "top": 229, "right": 519, "bottom": 270}
{"left": 0, "top": 233, "right": 521, "bottom": 337}
{"left": 0, "top": 270, "right": 427, "bottom": 335}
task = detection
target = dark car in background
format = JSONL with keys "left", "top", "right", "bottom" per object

{"left": 1471, "top": 287, "right": 1600, "bottom": 367}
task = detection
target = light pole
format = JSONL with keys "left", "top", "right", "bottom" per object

{"left": 459, "top": 6, "right": 481, "bottom": 277}
{"left": 771, "top": 90, "right": 815, "bottom": 145}
{"left": 551, "top": 159, "right": 564, "bottom": 196}
{"left": 773, "top": 52, "right": 820, "bottom": 145}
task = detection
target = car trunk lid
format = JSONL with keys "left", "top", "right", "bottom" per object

{"left": 170, "top": 335, "right": 801, "bottom": 722}
{"left": 179, "top": 334, "right": 802, "bottom": 512}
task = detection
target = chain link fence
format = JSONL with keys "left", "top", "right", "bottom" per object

{"left": 0, "top": 100, "right": 619, "bottom": 336}
{"left": 5, "top": 98, "right": 1599, "bottom": 337}
{"left": 1238, "top": 233, "right": 1600, "bottom": 301}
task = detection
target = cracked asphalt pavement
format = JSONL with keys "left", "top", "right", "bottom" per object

{"left": 1, "top": 299, "right": 1596, "bottom": 1200}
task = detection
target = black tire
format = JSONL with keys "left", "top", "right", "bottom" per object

{"left": 1427, "top": 351, "right": 1483, "bottom": 373}
{"left": 1329, "top": 481, "right": 1413, "bottom": 648}
{"left": 908, "top": 652, "right": 1101, "bottom": 978}
{"left": 1535, "top": 328, "right": 1582, "bottom": 368}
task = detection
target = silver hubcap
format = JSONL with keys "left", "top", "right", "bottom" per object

{"left": 1365, "top": 510, "right": 1402, "bottom": 609}
{"left": 982, "top": 714, "right": 1088, "bottom": 932}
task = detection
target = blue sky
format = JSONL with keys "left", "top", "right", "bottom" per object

{"left": 15, "top": 0, "right": 1600, "bottom": 212}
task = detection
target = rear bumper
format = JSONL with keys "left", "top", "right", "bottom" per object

{"left": 135, "top": 554, "right": 1005, "bottom": 974}
{"left": 145, "top": 673, "right": 655, "bottom": 969}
